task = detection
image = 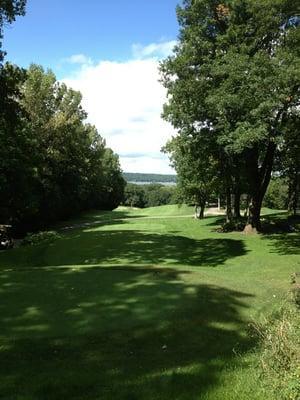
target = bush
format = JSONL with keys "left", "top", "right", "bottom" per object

{"left": 22, "top": 230, "right": 61, "bottom": 246}
{"left": 263, "top": 177, "right": 289, "bottom": 210}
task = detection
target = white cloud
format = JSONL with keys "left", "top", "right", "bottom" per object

{"left": 64, "top": 54, "right": 93, "bottom": 65}
{"left": 132, "top": 40, "right": 177, "bottom": 60}
{"left": 62, "top": 41, "right": 177, "bottom": 174}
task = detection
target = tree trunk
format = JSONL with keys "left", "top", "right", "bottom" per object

{"left": 244, "top": 196, "right": 262, "bottom": 233}
{"left": 194, "top": 203, "right": 205, "bottom": 219}
{"left": 200, "top": 203, "right": 205, "bottom": 219}
{"left": 244, "top": 195, "right": 250, "bottom": 217}
{"left": 288, "top": 171, "right": 299, "bottom": 216}
{"left": 233, "top": 190, "right": 241, "bottom": 218}
{"left": 226, "top": 186, "right": 232, "bottom": 222}
{"left": 244, "top": 142, "right": 276, "bottom": 233}
{"left": 233, "top": 167, "right": 241, "bottom": 218}
{"left": 218, "top": 196, "right": 221, "bottom": 210}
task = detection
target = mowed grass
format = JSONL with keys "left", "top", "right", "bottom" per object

{"left": 0, "top": 205, "right": 299, "bottom": 400}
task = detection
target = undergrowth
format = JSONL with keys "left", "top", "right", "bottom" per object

{"left": 249, "top": 275, "right": 300, "bottom": 400}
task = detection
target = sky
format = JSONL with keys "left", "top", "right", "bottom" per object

{"left": 3, "top": 0, "right": 181, "bottom": 174}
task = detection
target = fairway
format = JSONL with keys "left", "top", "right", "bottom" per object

{"left": 0, "top": 205, "right": 299, "bottom": 400}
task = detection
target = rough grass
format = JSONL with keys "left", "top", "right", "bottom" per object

{"left": 0, "top": 205, "right": 299, "bottom": 400}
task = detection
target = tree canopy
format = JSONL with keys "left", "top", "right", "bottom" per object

{"left": 160, "top": 0, "right": 300, "bottom": 231}
{"left": 0, "top": 64, "right": 125, "bottom": 232}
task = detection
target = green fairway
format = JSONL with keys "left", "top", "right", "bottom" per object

{"left": 0, "top": 205, "right": 299, "bottom": 400}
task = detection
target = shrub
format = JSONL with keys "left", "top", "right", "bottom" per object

{"left": 22, "top": 230, "right": 61, "bottom": 246}
{"left": 263, "top": 177, "right": 289, "bottom": 210}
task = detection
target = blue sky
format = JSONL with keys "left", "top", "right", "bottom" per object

{"left": 4, "top": 0, "right": 181, "bottom": 174}
{"left": 4, "top": 0, "right": 179, "bottom": 71}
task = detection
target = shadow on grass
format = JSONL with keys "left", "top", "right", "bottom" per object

{"left": 205, "top": 216, "right": 226, "bottom": 227}
{"left": 11, "top": 230, "right": 249, "bottom": 269}
{"left": 56, "top": 210, "right": 147, "bottom": 231}
{"left": 261, "top": 233, "right": 300, "bottom": 255}
{"left": 0, "top": 266, "right": 255, "bottom": 400}
{"left": 261, "top": 214, "right": 300, "bottom": 255}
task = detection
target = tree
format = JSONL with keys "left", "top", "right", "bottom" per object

{"left": 281, "top": 115, "right": 300, "bottom": 215}
{"left": 263, "top": 176, "right": 289, "bottom": 210}
{"left": 0, "top": 2, "right": 28, "bottom": 226}
{"left": 0, "top": 63, "right": 36, "bottom": 226}
{"left": 123, "top": 183, "right": 147, "bottom": 208}
{"left": 7, "top": 64, "right": 125, "bottom": 230}
{"left": 143, "top": 184, "right": 176, "bottom": 207}
{"left": 164, "top": 131, "right": 219, "bottom": 219}
{"left": 160, "top": 0, "right": 300, "bottom": 232}
{"left": 0, "top": 0, "right": 26, "bottom": 60}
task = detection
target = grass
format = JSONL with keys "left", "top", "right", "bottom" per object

{"left": 0, "top": 205, "right": 299, "bottom": 399}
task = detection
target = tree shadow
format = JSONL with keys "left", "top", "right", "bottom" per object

{"left": 7, "top": 230, "right": 248, "bottom": 269}
{"left": 261, "top": 233, "right": 300, "bottom": 255}
{"left": 0, "top": 266, "right": 255, "bottom": 400}
{"left": 56, "top": 210, "right": 147, "bottom": 231}
{"left": 260, "top": 214, "right": 300, "bottom": 255}
{"left": 204, "top": 216, "right": 226, "bottom": 227}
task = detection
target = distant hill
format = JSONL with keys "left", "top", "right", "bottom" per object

{"left": 123, "top": 172, "right": 177, "bottom": 184}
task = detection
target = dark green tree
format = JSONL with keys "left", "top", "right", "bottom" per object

{"left": 281, "top": 114, "right": 300, "bottom": 215}
{"left": 123, "top": 183, "right": 147, "bottom": 208}
{"left": 160, "top": 0, "right": 300, "bottom": 232}
{"left": 263, "top": 176, "right": 289, "bottom": 210}
{"left": 7, "top": 64, "right": 125, "bottom": 230}
{"left": 0, "top": 63, "right": 36, "bottom": 226}
{"left": 164, "top": 131, "right": 219, "bottom": 219}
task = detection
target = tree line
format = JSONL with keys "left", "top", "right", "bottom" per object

{"left": 123, "top": 183, "right": 176, "bottom": 208}
{"left": 160, "top": 0, "right": 300, "bottom": 232}
{"left": 0, "top": 1, "right": 125, "bottom": 233}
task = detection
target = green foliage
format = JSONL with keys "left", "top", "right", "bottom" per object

{"left": 0, "top": 63, "right": 35, "bottom": 225}
{"left": 0, "top": 64, "right": 125, "bottom": 232}
{"left": 123, "top": 183, "right": 147, "bottom": 208}
{"left": 123, "top": 183, "right": 176, "bottom": 208}
{"left": 281, "top": 115, "right": 300, "bottom": 215}
{"left": 160, "top": 0, "right": 300, "bottom": 230}
{"left": 22, "top": 231, "right": 61, "bottom": 246}
{"left": 263, "top": 177, "right": 289, "bottom": 210}
{"left": 144, "top": 184, "right": 176, "bottom": 207}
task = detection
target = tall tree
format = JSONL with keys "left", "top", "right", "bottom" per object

{"left": 0, "top": 1, "right": 28, "bottom": 225}
{"left": 14, "top": 64, "right": 125, "bottom": 230}
{"left": 0, "top": 63, "right": 36, "bottom": 225}
{"left": 282, "top": 114, "right": 300, "bottom": 215}
{"left": 160, "top": 0, "right": 300, "bottom": 232}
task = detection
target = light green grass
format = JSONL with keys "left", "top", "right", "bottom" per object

{"left": 0, "top": 206, "right": 299, "bottom": 399}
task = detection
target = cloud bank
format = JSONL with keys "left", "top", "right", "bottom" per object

{"left": 62, "top": 41, "right": 177, "bottom": 174}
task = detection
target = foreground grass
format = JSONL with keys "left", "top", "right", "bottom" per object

{"left": 0, "top": 205, "right": 299, "bottom": 399}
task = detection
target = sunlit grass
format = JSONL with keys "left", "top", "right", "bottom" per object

{"left": 0, "top": 206, "right": 299, "bottom": 399}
